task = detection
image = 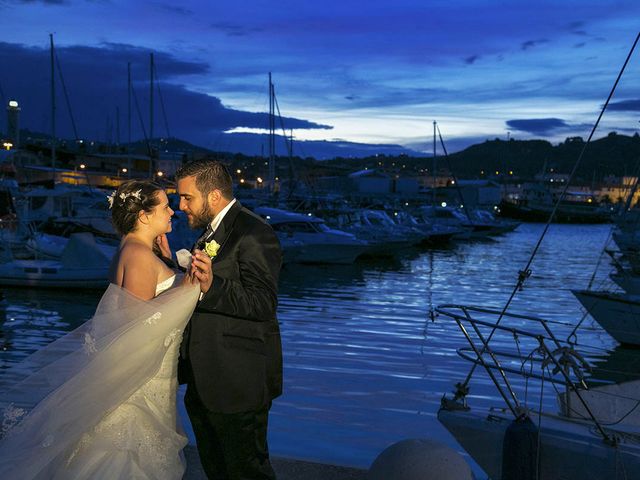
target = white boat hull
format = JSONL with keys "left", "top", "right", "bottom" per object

{"left": 0, "top": 260, "right": 108, "bottom": 288}
{"left": 279, "top": 238, "right": 369, "bottom": 264}
{"left": 439, "top": 408, "right": 640, "bottom": 480}
{"left": 572, "top": 289, "right": 640, "bottom": 346}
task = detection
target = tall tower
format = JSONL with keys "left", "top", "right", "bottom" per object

{"left": 6, "top": 100, "right": 20, "bottom": 148}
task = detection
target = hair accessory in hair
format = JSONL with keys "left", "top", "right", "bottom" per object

{"left": 107, "top": 189, "right": 142, "bottom": 210}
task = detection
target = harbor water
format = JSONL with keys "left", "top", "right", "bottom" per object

{"left": 1, "top": 223, "right": 636, "bottom": 477}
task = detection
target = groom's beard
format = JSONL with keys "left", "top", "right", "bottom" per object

{"left": 188, "top": 203, "right": 214, "bottom": 230}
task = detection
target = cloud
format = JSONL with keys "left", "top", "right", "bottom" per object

{"left": 16, "top": 0, "right": 66, "bottom": 3}
{"left": 607, "top": 99, "right": 640, "bottom": 112}
{"left": 506, "top": 118, "right": 570, "bottom": 134}
{"left": 157, "top": 3, "right": 193, "bottom": 16}
{"left": 464, "top": 55, "right": 479, "bottom": 65}
{"left": 521, "top": 39, "right": 549, "bottom": 50}
{"left": 0, "top": 41, "right": 330, "bottom": 147}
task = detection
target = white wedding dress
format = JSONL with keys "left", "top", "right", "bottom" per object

{"left": 0, "top": 275, "right": 200, "bottom": 479}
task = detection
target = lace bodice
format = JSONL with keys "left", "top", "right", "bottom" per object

{"left": 155, "top": 274, "right": 177, "bottom": 296}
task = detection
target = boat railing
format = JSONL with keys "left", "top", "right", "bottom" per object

{"left": 436, "top": 303, "right": 617, "bottom": 444}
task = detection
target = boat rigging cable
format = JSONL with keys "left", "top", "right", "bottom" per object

{"left": 434, "top": 122, "right": 478, "bottom": 225}
{"left": 152, "top": 62, "right": 172, "bottom": 140}
{"left": 456, "top": 30, "right": 640, "bottom": 397}
{"left": 54, "top": 51, "right": 79, "bottom": 143}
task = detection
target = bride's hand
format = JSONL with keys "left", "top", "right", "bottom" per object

{"left": 155, "top": 234, "right": 172, "bottom": 259}
{"left": 191, "top": 249, "right": 213, "bottom": 293}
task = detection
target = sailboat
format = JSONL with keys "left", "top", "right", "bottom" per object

{"left": 436, "top": 32, "right": 640, "bottom": 480}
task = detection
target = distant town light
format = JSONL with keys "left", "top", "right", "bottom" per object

{"left": 441, "top": 202, "right": 447, "bottom": 207}
{"left": 509, "top": 170, "right": 513, "bottom": 175}
{"left": 495, "top": 171, "right": 499, "bottom": 175}
{"left": 450, "top": 180, "right": 455, "bottom": 185}
{"left": 587, "top": 198, "right": 593, "bottom": 203}
{"left": 257, "top": 177, "right": 263, "bottom": 183}
{"left": 307, "top": 213, "right": 313, "bottom": 217}
{"left": 157, "top": 171, "right": 164, "bottom": 177}
{"left": 79, "top": 164, "right": 86, "bottom": 169}
{"left": 240, "top": 179, "right": 245, "bottom": 184}
{"left": 236, "top": 169, "right": 241, "bottom": 174}
{"left": 121, "top": 168, "right": 128, "bottom": 173}
{"left": 550, "top": 179, "right": 554, "bottom": 183}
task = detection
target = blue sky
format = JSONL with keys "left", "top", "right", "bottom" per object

{"left": 1, "top": 0, "right": 639, "bottom": 154}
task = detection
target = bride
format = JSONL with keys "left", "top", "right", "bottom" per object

{"left": 0, "top": 180, "right": 211, "bottom": 479}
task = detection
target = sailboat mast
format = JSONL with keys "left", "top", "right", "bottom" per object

{"left": 432, "top": 120, "right": 436, "bottom": 208}
{"left": 127, "top": 62, "right": 132, "bottom": 178}
{"left": 149, "top": 52, "right": 154, "bottom": 178}
{"left": 50, "top": 33, "right": 56, "bottom": 177}
{"left": 268, "top": 72, "right": 275, "bottom": 193}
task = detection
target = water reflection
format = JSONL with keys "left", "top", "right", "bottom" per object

{"left": 0, "top": 288, "right": 100, "bottom": 368}
{"left": 0, "top": 223, "right": 637, "bottom": 475}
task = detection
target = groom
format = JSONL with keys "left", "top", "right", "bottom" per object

{"left": 176, "top": 159, "right": 283, "bottom": 479}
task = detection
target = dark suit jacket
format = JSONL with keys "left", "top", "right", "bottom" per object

{"left": 179, "top": 201, "right": 283, "bottom": 414}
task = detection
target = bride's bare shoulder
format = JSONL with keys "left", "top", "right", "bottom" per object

{"left": 111, "top": 243, "right": 164, "bottom": 299}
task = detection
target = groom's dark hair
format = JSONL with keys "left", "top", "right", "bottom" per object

{"left": 175, "top": 159, "right": 233, "bottom": 200}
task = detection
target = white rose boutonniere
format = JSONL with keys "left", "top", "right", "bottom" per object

{"left": 204, "top": 240, "right": 221, "bottom": 258}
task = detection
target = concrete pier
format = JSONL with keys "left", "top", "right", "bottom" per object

{"left": 184, "top": 446, "right": 367, "bottom": 480}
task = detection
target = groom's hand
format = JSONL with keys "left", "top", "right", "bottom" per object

{"left": 191, "top": 249, "right": 213, "bottom": 293}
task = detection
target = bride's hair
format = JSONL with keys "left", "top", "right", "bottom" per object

{"left": 110, "top": 180, "right": 163, "bottom": 236}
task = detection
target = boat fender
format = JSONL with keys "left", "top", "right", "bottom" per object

{"left": 501, "top": 415, "right": 539, "bottom": 480}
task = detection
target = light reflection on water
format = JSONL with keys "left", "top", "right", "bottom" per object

{"left": 1, "top": 223, "right": 638, "bottom": 477}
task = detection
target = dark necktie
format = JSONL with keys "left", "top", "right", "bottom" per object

{"left": 193, "top": 224, "right": 214, "bottom": 252}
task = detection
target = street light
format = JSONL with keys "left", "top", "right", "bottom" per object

{"left": 3, "top": 142, "right": 12, "bottom": 150}
{"left": 157, "top": 171, "right": 164, "bottom": 177}
{"left": 80, "top": 164, "right": 86, "bottom": 169}
{"left": 122, "top": 168, "right": 128, "bottom": 173}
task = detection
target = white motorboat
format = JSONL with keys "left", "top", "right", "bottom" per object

{"left": 419, "top": 206, "right": 519, "bottom": 240}
{"left": 328, "top": 209, "right": 418, "bottom": 256}
{"left": 0, "top": 232, "right": 110, "bottom": 288}
{"left": 26, "top": 231, "right": 116, "bottom": 261}
{"left": 254, "top": 207, "right": 370, "bottom": 264}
